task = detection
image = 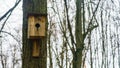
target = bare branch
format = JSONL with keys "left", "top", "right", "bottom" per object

{"left": 0, "top": 0, "right": 21, "bottom": 34}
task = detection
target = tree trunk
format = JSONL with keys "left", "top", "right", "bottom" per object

{"left": 22, "top": 0, "right": 47, "bottom": 68}
{"left": 73, "top": 0, "right": 84, "bottom": 68}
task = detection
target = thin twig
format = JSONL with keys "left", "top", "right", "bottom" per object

{"left": 0, "top": 0, "right": 21, "bottom": 34}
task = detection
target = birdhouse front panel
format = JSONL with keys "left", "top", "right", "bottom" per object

{"left": 28, "top": 15, "right": 46, "bottom": 39}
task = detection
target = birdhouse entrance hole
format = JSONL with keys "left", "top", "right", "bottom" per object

{"left": 35, "top": 23, "right": 40, "bottom": 31}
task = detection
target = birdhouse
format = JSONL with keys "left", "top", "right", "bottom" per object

{"left": 28, "top": 15, "right": 46, "bottom": 39}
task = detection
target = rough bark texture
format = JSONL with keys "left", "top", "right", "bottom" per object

{"left": 22, "top": 0, "right": 47, "bottom": 68}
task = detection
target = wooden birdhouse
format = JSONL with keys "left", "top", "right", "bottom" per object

{"left": 27, "top": 14, "right": 47, "bottom": 57}
{"left": 28, "top": 15, "right": 46, "bottom": 39}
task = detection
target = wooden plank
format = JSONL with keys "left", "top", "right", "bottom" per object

{"left": 35, "top": 16, "right": 46, "bottom": 37}
{"left": 32, "top": 40, "right": 40, "bottom": 57}
{"left": 28, "top": 16, "right": 35, "bottom": 39}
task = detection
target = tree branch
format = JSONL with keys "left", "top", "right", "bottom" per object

{"left": 0, "top": 0, "right": 21, "bottom": 34}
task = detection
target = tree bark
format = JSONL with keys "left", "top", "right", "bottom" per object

{"left": 22, "top": 0, "right": 47, "bottom": 68}
{"left": 73, "top": 0, "right": 84, "bottom": 68}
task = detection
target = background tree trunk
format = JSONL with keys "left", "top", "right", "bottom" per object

{"left": 73, "top": 0, "right": 84, "bottom": 68}
{"left": 22, "top": 0, "right": 47, "bottom": 68}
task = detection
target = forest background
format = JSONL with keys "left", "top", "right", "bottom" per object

{"left": 0, "top": 0, "right": 120, "bottom": 68}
